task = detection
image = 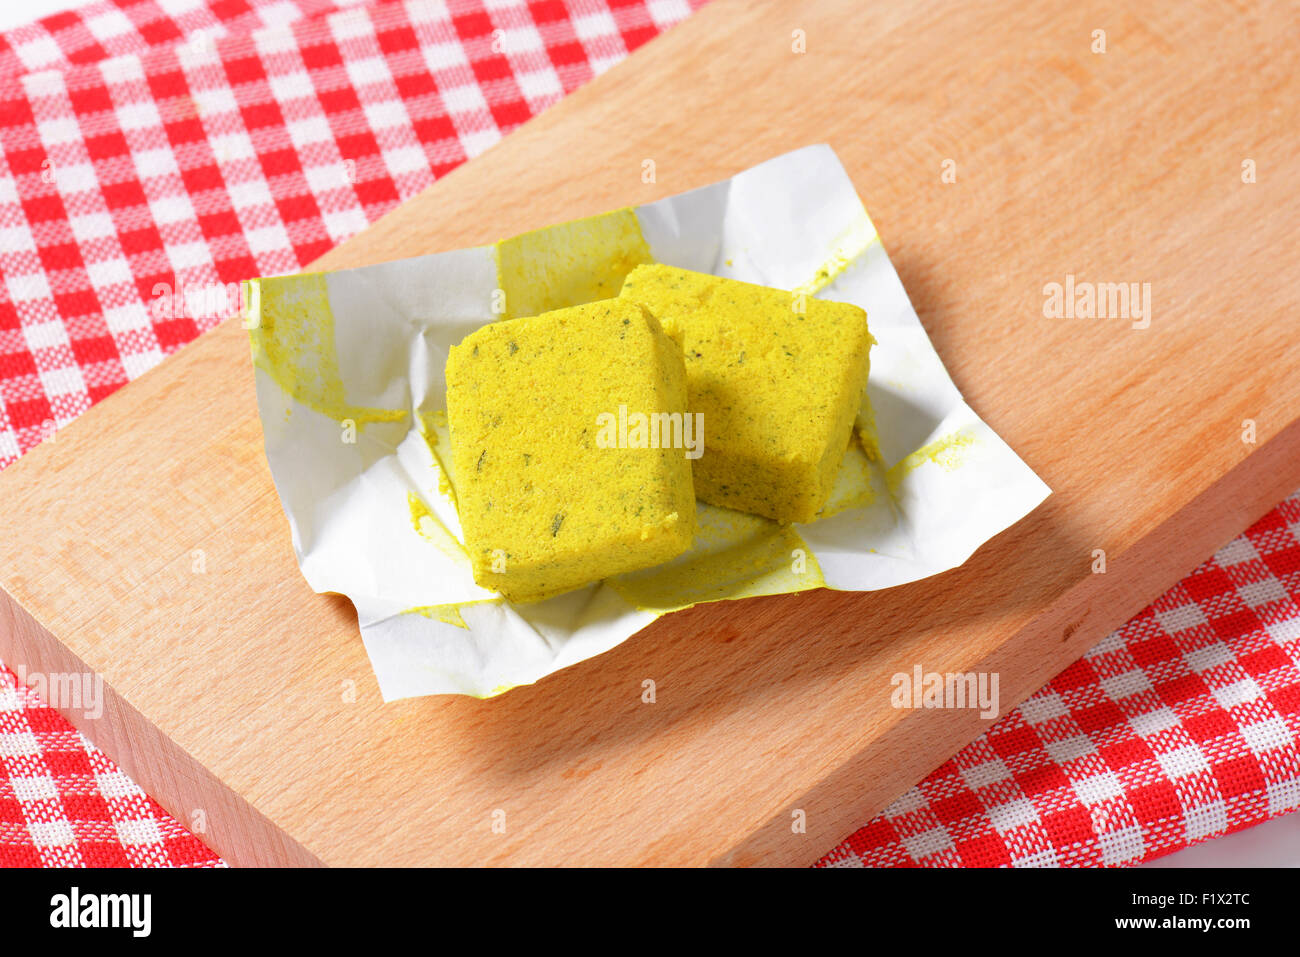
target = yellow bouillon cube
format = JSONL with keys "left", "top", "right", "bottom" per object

{"left": 620, "top": 265, "right": 872, "bottom": 524}
{"left": 446, "top": 299, "right": 696, "bottom": 602}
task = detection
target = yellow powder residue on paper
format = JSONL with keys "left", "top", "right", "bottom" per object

{"left": 855, "top": 399, "right": 882, "bottom": 463}
{"left": 246, "top": 273, "right": 407, "bottom": 428}
{"left": 401, "top": 597, "right": 504, "bottom": 630}
{"left": 494, "top": 207, "right": 652, "bottom": 318}
{"left": 886, "top": 428, "right": 978, "bottom": 493}
{"left": 608, "top": 504, "right": 824, "bottom": 614}
{"left": 402, "top": 603, "right": 470, "bottom": 629}
{"left": 817, "top": 438, "right": 881, "bottom": 519}
{"left": 793, "top": 212, "right": 878, "bottom": 296}
{"left": 417, "top": 409, "right": 458, "bottom": 506}
{"left": 407, "top": 491, "right": 467, "bottom": 563}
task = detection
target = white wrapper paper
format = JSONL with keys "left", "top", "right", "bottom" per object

{"left": 247, "top": 145, "right": 1050, "bottom": 700}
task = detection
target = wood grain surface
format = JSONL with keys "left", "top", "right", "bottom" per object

{"left": 1, "top": 0, "right": 1298, "bottom": 866}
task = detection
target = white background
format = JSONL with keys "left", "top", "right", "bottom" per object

{"left": 1, "top": 0, "right": 82, "bottom": 30}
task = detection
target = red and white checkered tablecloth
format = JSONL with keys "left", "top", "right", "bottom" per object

{"left": 1, "top": 0, "right": 1297, "bottom": 868}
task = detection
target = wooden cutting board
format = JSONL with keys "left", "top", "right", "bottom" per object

{"left": 2, "top": 0, "right": 1298, "bottom": 867}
